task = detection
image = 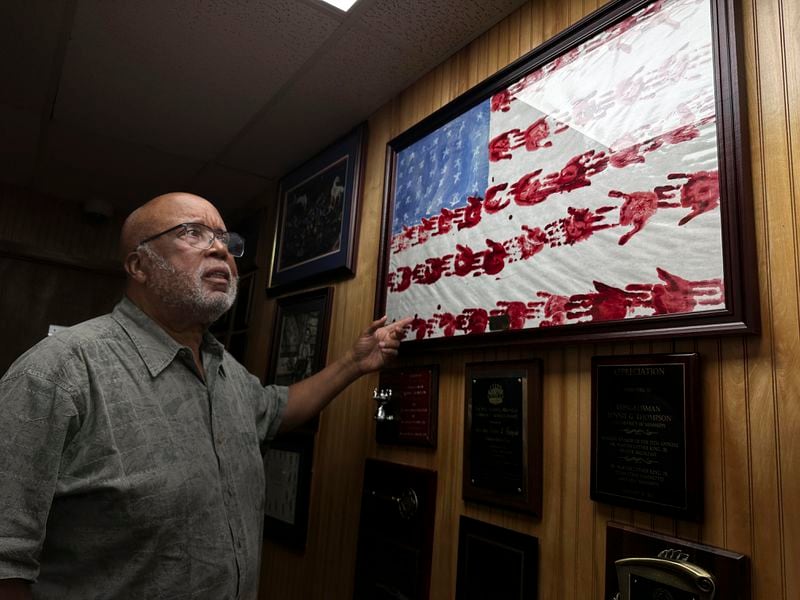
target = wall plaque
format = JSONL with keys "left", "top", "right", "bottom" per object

{"left": 353, "top": 460, "right": 437, "bottom": 600}
{"left": 463, "top": 360, "right": 542, "bottom": 516}
{"left": 376, "top": 366, "right": 439, "bottom": 447}
{"left": 456, "top": 517, "right": 538, "bottom": 600}
{"left": 606, "top": 522, "right": 750, "bottom": 600}
{"left": 591, "top": 354, "right": 700, "bottom": 519}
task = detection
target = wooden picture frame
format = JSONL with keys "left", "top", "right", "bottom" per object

{"left": 463, "top": 360, "right": 543, "bottom": 516}
{"left": 263, "top": 431, "right": 315, "bottom": 551}
{"left": 376, "top": 0, "right": 757, "bottom": 349}
{"left": 268, "top": 124, "right": 366, "bottom": 293}
{"left": 456, "top": 516, "right": 539, "bottom": 600}
{"left": 591, "top": 353, "right": 701, "bottom": 519}
{"left": 265, "top": 287, "right": 333, "bottom": 387}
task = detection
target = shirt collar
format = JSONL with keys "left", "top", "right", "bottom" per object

{"left": 112, "top": 296, "right": 226, "bottom": 378}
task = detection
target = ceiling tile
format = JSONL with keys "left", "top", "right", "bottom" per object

{"left": 222, "top": 0, "right": 528, "bottom": 177}
{"left": 189, "top": 163, "right": 270, "bottom": 218}
{"left": 34, "top": 121, "right": 204, "bottom": 213}
{"left": 357, "top": 0, "right": 528, "bottom": 65}
{"left": 54, "top": 0, "right": 342, "bottom": 161}
{"left": 221, "top": 22, "right": 431, "bottom": 177}
{"left": 0, "top": 0, "right": 68, "bottom": 111}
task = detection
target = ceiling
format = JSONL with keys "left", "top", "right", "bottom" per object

{"left": 1, "top": 0, "right": 528, "bottom": 222}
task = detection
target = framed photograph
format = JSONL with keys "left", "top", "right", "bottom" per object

{"left": 463, "top": 360, "right": 543, "bottom": 516}
{"left": 269, "top": 124, "right": 366, "bottom": 292}
{"left": 605, "top": 522, "right": 750, "bottom": 600}
{"left": 266, "top": 287, "right": 333, "bottom": 387}
{"left": 376, "top": 0, "right": 757, "bottom": 348}
{"left": 591, "top": 353, "right": 701, "bottom": 519}
{"left": 263, "top": 431, "right": 315, "bottom": 550}
{"left": 456, "top": 516, "right": 539, "bottom": 600}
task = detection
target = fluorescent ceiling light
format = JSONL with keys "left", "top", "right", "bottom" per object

{"left": 319, "top": 0, "right": 358, "bottom": 11}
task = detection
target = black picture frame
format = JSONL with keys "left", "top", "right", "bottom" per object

{"left": 269, "top": 124, "right": 366, "bottom": 293}
{"left": 353, "top": 459, "right": 438, "bottom": 600}
{"left": 590, "top": 353, "right": 701, "bottom": 519}
{"left": 456, "top": 516, "right": 539, "bottom": 600}
{"left": 463, "top": 360, "right": 543, "bottom": 516}
{"left": 375, "top": 0, "right": 757, "bottom": 349}
{"left": 266, "top": 287, "right": 333, "bottom": 387}
{"left": 263, "top": 431, "right": 315, "bottom": 551}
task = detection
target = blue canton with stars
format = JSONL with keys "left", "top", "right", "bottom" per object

{"left": 392, "top": 99, "right": 490, "bottom": 235}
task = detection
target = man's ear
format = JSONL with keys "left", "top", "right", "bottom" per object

{"left": 124, "top": 251, "right": 148, "bottom": 283}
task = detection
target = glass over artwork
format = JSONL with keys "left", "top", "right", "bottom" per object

{"left": 384, "top": 0, "right": 733, "bottom": 342}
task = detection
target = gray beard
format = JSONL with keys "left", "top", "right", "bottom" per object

{"left": 139, "top": 244, "right": 238, "bottom": 325}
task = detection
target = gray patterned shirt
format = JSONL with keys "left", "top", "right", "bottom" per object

{"left": 0, "top": 297, "right": 287, "bottom": 599}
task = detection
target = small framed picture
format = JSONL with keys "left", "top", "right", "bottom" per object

{"left": 266, "top": 287, "right": 333, "bottom": 387}
{"left": 263, "top": 431, "right": 315, "bottom": 551}
{"left": 268, "top": 124, "right": 366, "bottom": 292}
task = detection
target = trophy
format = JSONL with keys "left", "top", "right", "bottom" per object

{"left": 373, "top": 387, "right": 395, "bottom": 421}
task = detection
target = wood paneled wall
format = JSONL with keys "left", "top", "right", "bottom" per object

{"left": 0, "top": 184, "right": 122, "bottom": 263}
{"left": 254, "top": 0, "right": 800, "bottom": 597}
{"left": 0, "top": 186, "right": 125, "bottom": 371}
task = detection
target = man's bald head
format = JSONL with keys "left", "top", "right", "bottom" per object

{"left": 120, "top": 192, "right": 223, "bottom": 259}
{"left": 120, "top": 192, "right": 238, "bottom": 328}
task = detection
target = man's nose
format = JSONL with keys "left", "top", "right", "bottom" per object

{"left": 207, "top": 236, "right": 230, "bottom": 257}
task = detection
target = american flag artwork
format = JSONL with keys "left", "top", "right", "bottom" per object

{"left": 384, "top": 0, "right": 728, "bottom": 341}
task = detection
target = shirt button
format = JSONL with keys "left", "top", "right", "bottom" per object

{"left": 217, "top": 437, "right": 224, "bottom": 446}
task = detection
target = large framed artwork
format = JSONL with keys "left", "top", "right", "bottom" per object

{"left": 375, "top": 0, "right": 757, "bottom": 348}
{"left": 266, "top": 287, "right": 333, "bottom": 387}
{"left": 269, "top": 124, "right": 366, "bottom": 293}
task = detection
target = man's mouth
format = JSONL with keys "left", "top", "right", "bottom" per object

{"left": 203, "top": 267, "right": 231, "bottom": 284}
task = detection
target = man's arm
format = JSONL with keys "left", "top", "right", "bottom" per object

{"left": 0, "top": 579, "right": 32, "bottom": 600}
{"left": 278, "top": 316, "right": 412, "bottom": 432}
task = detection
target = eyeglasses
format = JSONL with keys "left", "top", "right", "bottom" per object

{"left": 138, "top": 222, "right": 245, "bottom": 257}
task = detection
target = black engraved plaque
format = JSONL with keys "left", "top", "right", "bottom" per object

{"left": 591, "top": 354, "right": 700, "bottom": 519}
{"left": 469, "top": 375, "right": 524, "bottom": 493}
{"left": 463, "top": 360, "right": 542, "bottom": 516}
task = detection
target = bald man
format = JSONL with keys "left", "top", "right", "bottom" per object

{"left": 0, "top": 193, "right": 411, "bottom": 600}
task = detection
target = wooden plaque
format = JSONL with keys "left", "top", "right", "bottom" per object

{"left": 591, "top": 353, "right": 701, "bottom": 519}
{"left": 463, "top": 360, "right": 543, "bottom": 516}
{"left": 353, "top": 459, "right": 437, "bottom": 600}
{"left": 376, "top": 365, "right": 438, "bottom": 447}
{"left": 456, "top": 517, "right": 538, "bottom": 600}
{"left": 605, "top": 522, "right": 750, "bottom": 600}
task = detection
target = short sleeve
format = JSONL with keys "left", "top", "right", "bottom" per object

{"left": 0, "top": 370, "right": 78, "bottom": 582}
{"left": 255, "top": 384, "right": 288, "bottom": 446}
